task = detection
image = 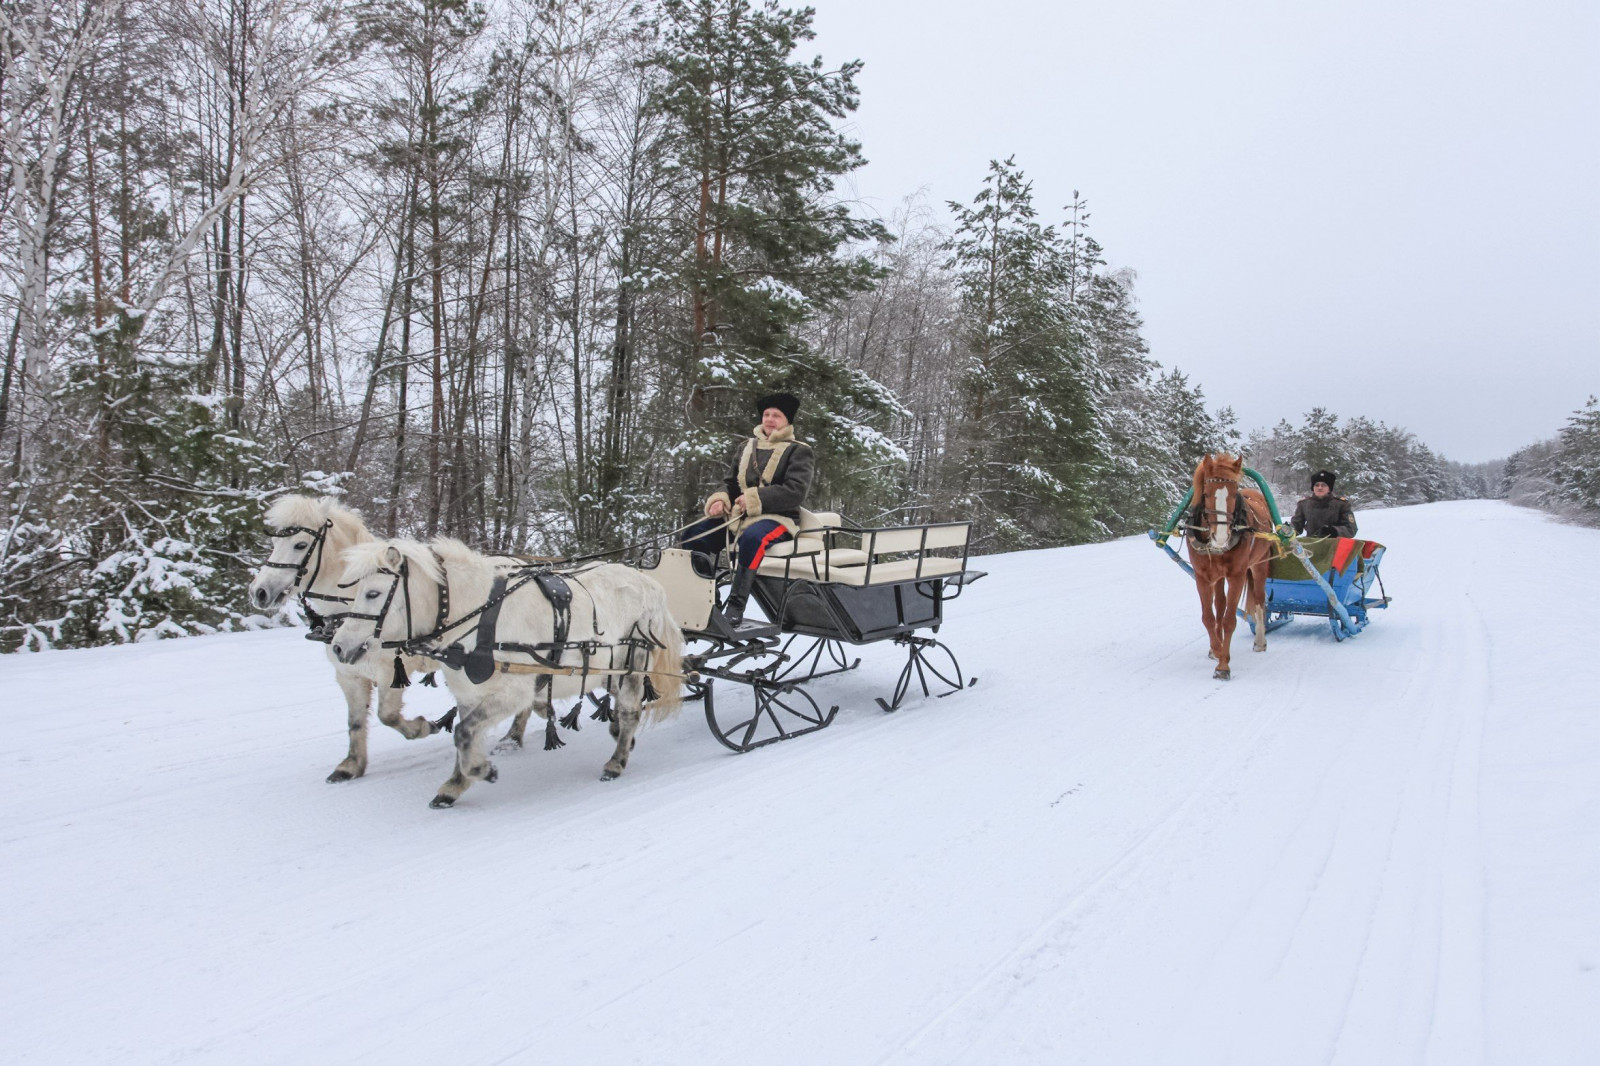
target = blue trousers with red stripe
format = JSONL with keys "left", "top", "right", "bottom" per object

{"left": 682, "top": 517, "right": 791, "bottom": 572}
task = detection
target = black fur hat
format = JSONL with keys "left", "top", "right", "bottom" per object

{"left": 755, "top": 392, "right": 800, "bottom": 422}
{"left": 1311, "top": 469, "right": 1336, "bottom": 489}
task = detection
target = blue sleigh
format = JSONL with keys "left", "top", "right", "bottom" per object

{"left": 1149, "top": 468, "right": 1390, "bottom": 641}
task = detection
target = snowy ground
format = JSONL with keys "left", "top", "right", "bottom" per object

{"left": 2, "top": 500, "right": 1595, "bottom": 1064}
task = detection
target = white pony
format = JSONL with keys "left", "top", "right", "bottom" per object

{"left": 247, "top": 496, "right": 447, "bottom": 782}
{"left": 331, "top": 538, "right": 683, "bottom": 808}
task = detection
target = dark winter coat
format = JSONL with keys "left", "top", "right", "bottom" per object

{"left": 1291, "top": 493, "right": 1358, "bottom": 538}
{"left": 703, "top": 425, "right": 815, "bottom": 536}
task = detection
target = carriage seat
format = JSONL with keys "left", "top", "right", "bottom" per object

{"left": 760, "top": 509, "right": 842, "bottom": 557}
{"left": 1270, "top": 536, "right": 1383, "bottom": 582}
{"left": 756, "top": 519, "right": 971, "bottom": 586}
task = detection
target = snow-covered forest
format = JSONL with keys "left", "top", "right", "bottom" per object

{"left": 0, "top": 0, "right": 1568, "bottom": 651}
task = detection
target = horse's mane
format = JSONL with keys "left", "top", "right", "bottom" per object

{"left": 428, "top": 537, "right": 484, "bottom": 574}
{"left": 264, "top": 494, "right": 371, "bottom": 544}
{"left": 339, "top": 538, "right": 445, "bottom": 586}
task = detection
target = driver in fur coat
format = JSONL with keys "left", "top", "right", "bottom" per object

{"left": 681, "top": 392, "right": 816, "bottom": 631}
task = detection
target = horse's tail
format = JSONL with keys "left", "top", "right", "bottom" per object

{"left": 642, "top": 590, "right": 684, "bottom": 724}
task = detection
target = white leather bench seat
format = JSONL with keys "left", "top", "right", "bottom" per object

{"left": 759, "top": 510, "right": 844, "bottom": 558}
{"left": 756, "top": 548, "right": 869, "bottom": 579}
{"left": 762, "top": 535, "right": 824, "bottom": 557}
{"left": 756, "top": 553, "right": 965, "bottom": 585}
{"left": 755, "top": 511, "right": 970, "bottom": 587}
{"left": 831, "top": 556, "right": 965, "bottom": 585}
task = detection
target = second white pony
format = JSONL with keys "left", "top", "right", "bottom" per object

{"left": 331, "top": 538, "right": 683, "bottom": 808}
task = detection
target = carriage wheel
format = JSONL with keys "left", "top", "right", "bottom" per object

{"left": 703, "top": 676, "right": 838, "bottom": 753}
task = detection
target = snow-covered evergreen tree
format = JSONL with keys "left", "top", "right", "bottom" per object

{"left": 1078, "top": 269, "right": 1182, "bottom": 534}
{"left": 2, "top": 353, "right": 286, "bottom": 651}
{"left": 1504, "top": 397, "right": 1600, "bottom": 525}
{"left": 944, "top": 158, "right": 1101, "bottom": 548}
{"left": 1245, "top": 409, "right": 1477, "bottom": 508}
{"left": 655, "top": 0, "right": 900, "bottom": 511}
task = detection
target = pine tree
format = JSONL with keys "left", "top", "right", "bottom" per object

{"left": 944, "top": 158, "right": 1100, "bottom": 547}
{"left": 1549, "top": 396, "right": 1600, "bottom": 520}
{"left": 1079, "top": 265, "right": 1181, "bottom": 535}
{"left": 654, "top": 0, "right": 898, "bottom": 511}
{"left": 1152, "top": 369, "right": 1234, "bottom": 471}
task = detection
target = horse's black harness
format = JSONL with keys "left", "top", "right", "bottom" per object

{"left": 261, "top": 520, "right": 351, "bottom": 638}
{"left": 343, "top": 556, "right": 661, "bottom": 693}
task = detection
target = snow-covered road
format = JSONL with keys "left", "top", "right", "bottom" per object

{"left": 2, "top": 500, "right": 1595, "bottom": 1064}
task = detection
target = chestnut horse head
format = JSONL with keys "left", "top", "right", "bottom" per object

{"left": 1189, "top": 453, "right": 1252, "bottom": 553}
{"left": 1185, "top": 454, "right": 1274, "bottom": 679}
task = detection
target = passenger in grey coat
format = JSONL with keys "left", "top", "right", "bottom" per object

{"left": 1291, "top": 469, "right": 1358, "bottom": 538}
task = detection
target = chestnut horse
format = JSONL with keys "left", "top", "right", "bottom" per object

{"left": 1185, "top": 454, "right": 1274, "bottom": 679}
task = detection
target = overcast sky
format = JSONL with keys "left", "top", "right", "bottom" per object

{"left": 807, "top": 0, "right": 1599, "bottom": 463}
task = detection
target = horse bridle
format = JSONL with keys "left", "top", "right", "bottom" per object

{"left": 1188, "top": 475, "right": 1253, "bottom": 554}
{"left": 341, "top": 558, "right": 420, "bottom": 653}
{"left": 339, "top": 550, "right": 457, "bottom": 676}
{"left": 261, "top": 519, "right": 351, "bottom": 629}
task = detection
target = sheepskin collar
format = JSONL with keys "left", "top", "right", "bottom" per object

{"left": 752, "top": 424, "right": 794, "bottom": 445}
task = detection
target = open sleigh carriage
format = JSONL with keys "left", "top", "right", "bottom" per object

{"left": 253, "top": 497, "right": 987, "bottom": 805}
{"left": 643, "top": 509, "right": 987, "bottom": 752}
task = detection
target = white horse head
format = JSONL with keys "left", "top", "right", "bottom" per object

{"left": 247, "top": 495, "right": 372, "bottom": 613}
{"left": 329, "top": 539, "right": 444, "bottom": 667}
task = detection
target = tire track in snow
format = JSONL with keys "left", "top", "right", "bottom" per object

{"left": 878, "top": 663, "right": 1309, "bottom": 1063}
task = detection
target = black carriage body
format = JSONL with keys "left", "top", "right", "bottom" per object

{"left": 752, "top": 574, "right": 947, "bottom": 644}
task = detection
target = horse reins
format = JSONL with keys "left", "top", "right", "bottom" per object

{"left": 556, "top": 513, "right": 741, "bottom": 567}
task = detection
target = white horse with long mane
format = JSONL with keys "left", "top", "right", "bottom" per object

{"left": 246, "top": 496, "right": 447, "bottom": 781}
{"left": 331, "top": 538, "right": 683, "bottom": 808}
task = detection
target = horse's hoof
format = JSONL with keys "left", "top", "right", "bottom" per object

{"left": 326, "top": 768, "right": 356, "bottom": 783}
{"left": 492, "top": 738, "right": 523, "bottom": 755}
{"left": 600, "top": 768, "right": 620, "bottom": 782}
{"left": 429, "top": 795, "right": 456, "bottom": 809}
{"left": 483, "top": 766, "right": 499, "bottom": 784}
{"left": 1213, "top": 668, "right": 1231, "bottom": 680}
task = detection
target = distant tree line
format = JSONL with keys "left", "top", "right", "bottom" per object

{"left": 0, "top": 0, "right": 1502, "bottom": 651}
{"left": 1501, "top": 397, "right": 1600, "bottom": 526}
{"left": 1245, "top": 408, "right": 1503, "bottom": 509}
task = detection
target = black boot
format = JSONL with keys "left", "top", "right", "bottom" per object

{"left": 722, "top": 567, "right": 756, "bottom": 629}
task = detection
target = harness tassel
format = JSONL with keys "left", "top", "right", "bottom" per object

{"left": 431, "top": 707, "right": 457, "bottom": 734}
{"left": 559, "top": 705, "right": 582, "bottom": 731}
{"left": 390, "top": 655, "right": 410, "bottom": 689}
{"left": 420, "top": 672, "right": 438, "bottom": 687}
{"left": 642, "top": 677, "right": 661, "bottom": 704}
{"left": 543, "top": 713, "right": 565, "bottom": 751}
{"left": 589, "top": 693, "right": 614, "bottom": 723}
